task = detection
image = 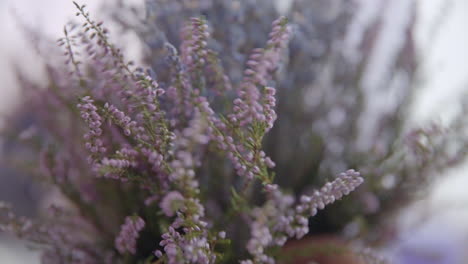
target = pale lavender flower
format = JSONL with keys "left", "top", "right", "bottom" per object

{"left": 244, "top": 170, "right": 363, "bottom": 263}
{"left": 218, "top": 231, "right": 226, "bottom": 239}
{"left": 181, "top": 17, "right": 210, "bottom": 71}
{"left": 77, "top": 96, "right": 106, "bottom": 162}
{"left": 298, "top": 169, "right": 364, "bottom": 218}
{"left": 115, "top": 216, "right": 145, "bottom": 255}
{"left": 104, "top": 103, "right": 141, "bottom": 137}
{"left": 160, "top": 191, "right": 185, "bottom": 217}
{"left": 229, "top": 16, "right": 291, "bottom": 130}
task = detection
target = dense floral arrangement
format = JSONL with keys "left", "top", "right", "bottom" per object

{"left": 1, "top": 0, "right": 467, "bottom": 264}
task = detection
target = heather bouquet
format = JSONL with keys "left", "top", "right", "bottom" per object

{"left": 1, "top": 1, "right": 467, "bottom": 264}
{"left": 1, "top": 3, "right": 365, "bottom": 263}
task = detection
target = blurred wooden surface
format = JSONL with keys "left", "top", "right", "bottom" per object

{"left": 280, "top": 235, "right": 363, "bottom": 264}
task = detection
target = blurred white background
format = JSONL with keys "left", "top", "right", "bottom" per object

{"left": 0, "top": 0, "right": 467, "bottom": 263}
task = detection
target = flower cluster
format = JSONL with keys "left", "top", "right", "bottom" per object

{"left": 115, "top": 216, "right": 146, "bottom": 255}
{"left": 78, "top": 96, "right": 106, "bottom": 163}
{"left": 298, "top": 170, "right": 364, "bottom": 220}
{"left": 160, "top": 191, "right": 185, "bottom": 217}
{"left": 242, "top": 170, "right": 364, "bottom": 263}
{"left": 2, "top": 203, "right": 111, "bottom": 264}
{"left": 180, "top": 17, "right": 210, "bottom": 71}
{"left": 184, "top": 17, "right": 290, "bottom": 188}
{"left": 229, "top": 17, "right": 291, "bottom": 130}
{"left": 156, "top": 224, "right": 214, "bottom": 264}
{"left": 153, "top": 112, "right": 219, "bottom": 263}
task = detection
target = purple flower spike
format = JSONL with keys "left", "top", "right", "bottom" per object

{"left": 115, "top": 216, "right": 145, "bottom": 255}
